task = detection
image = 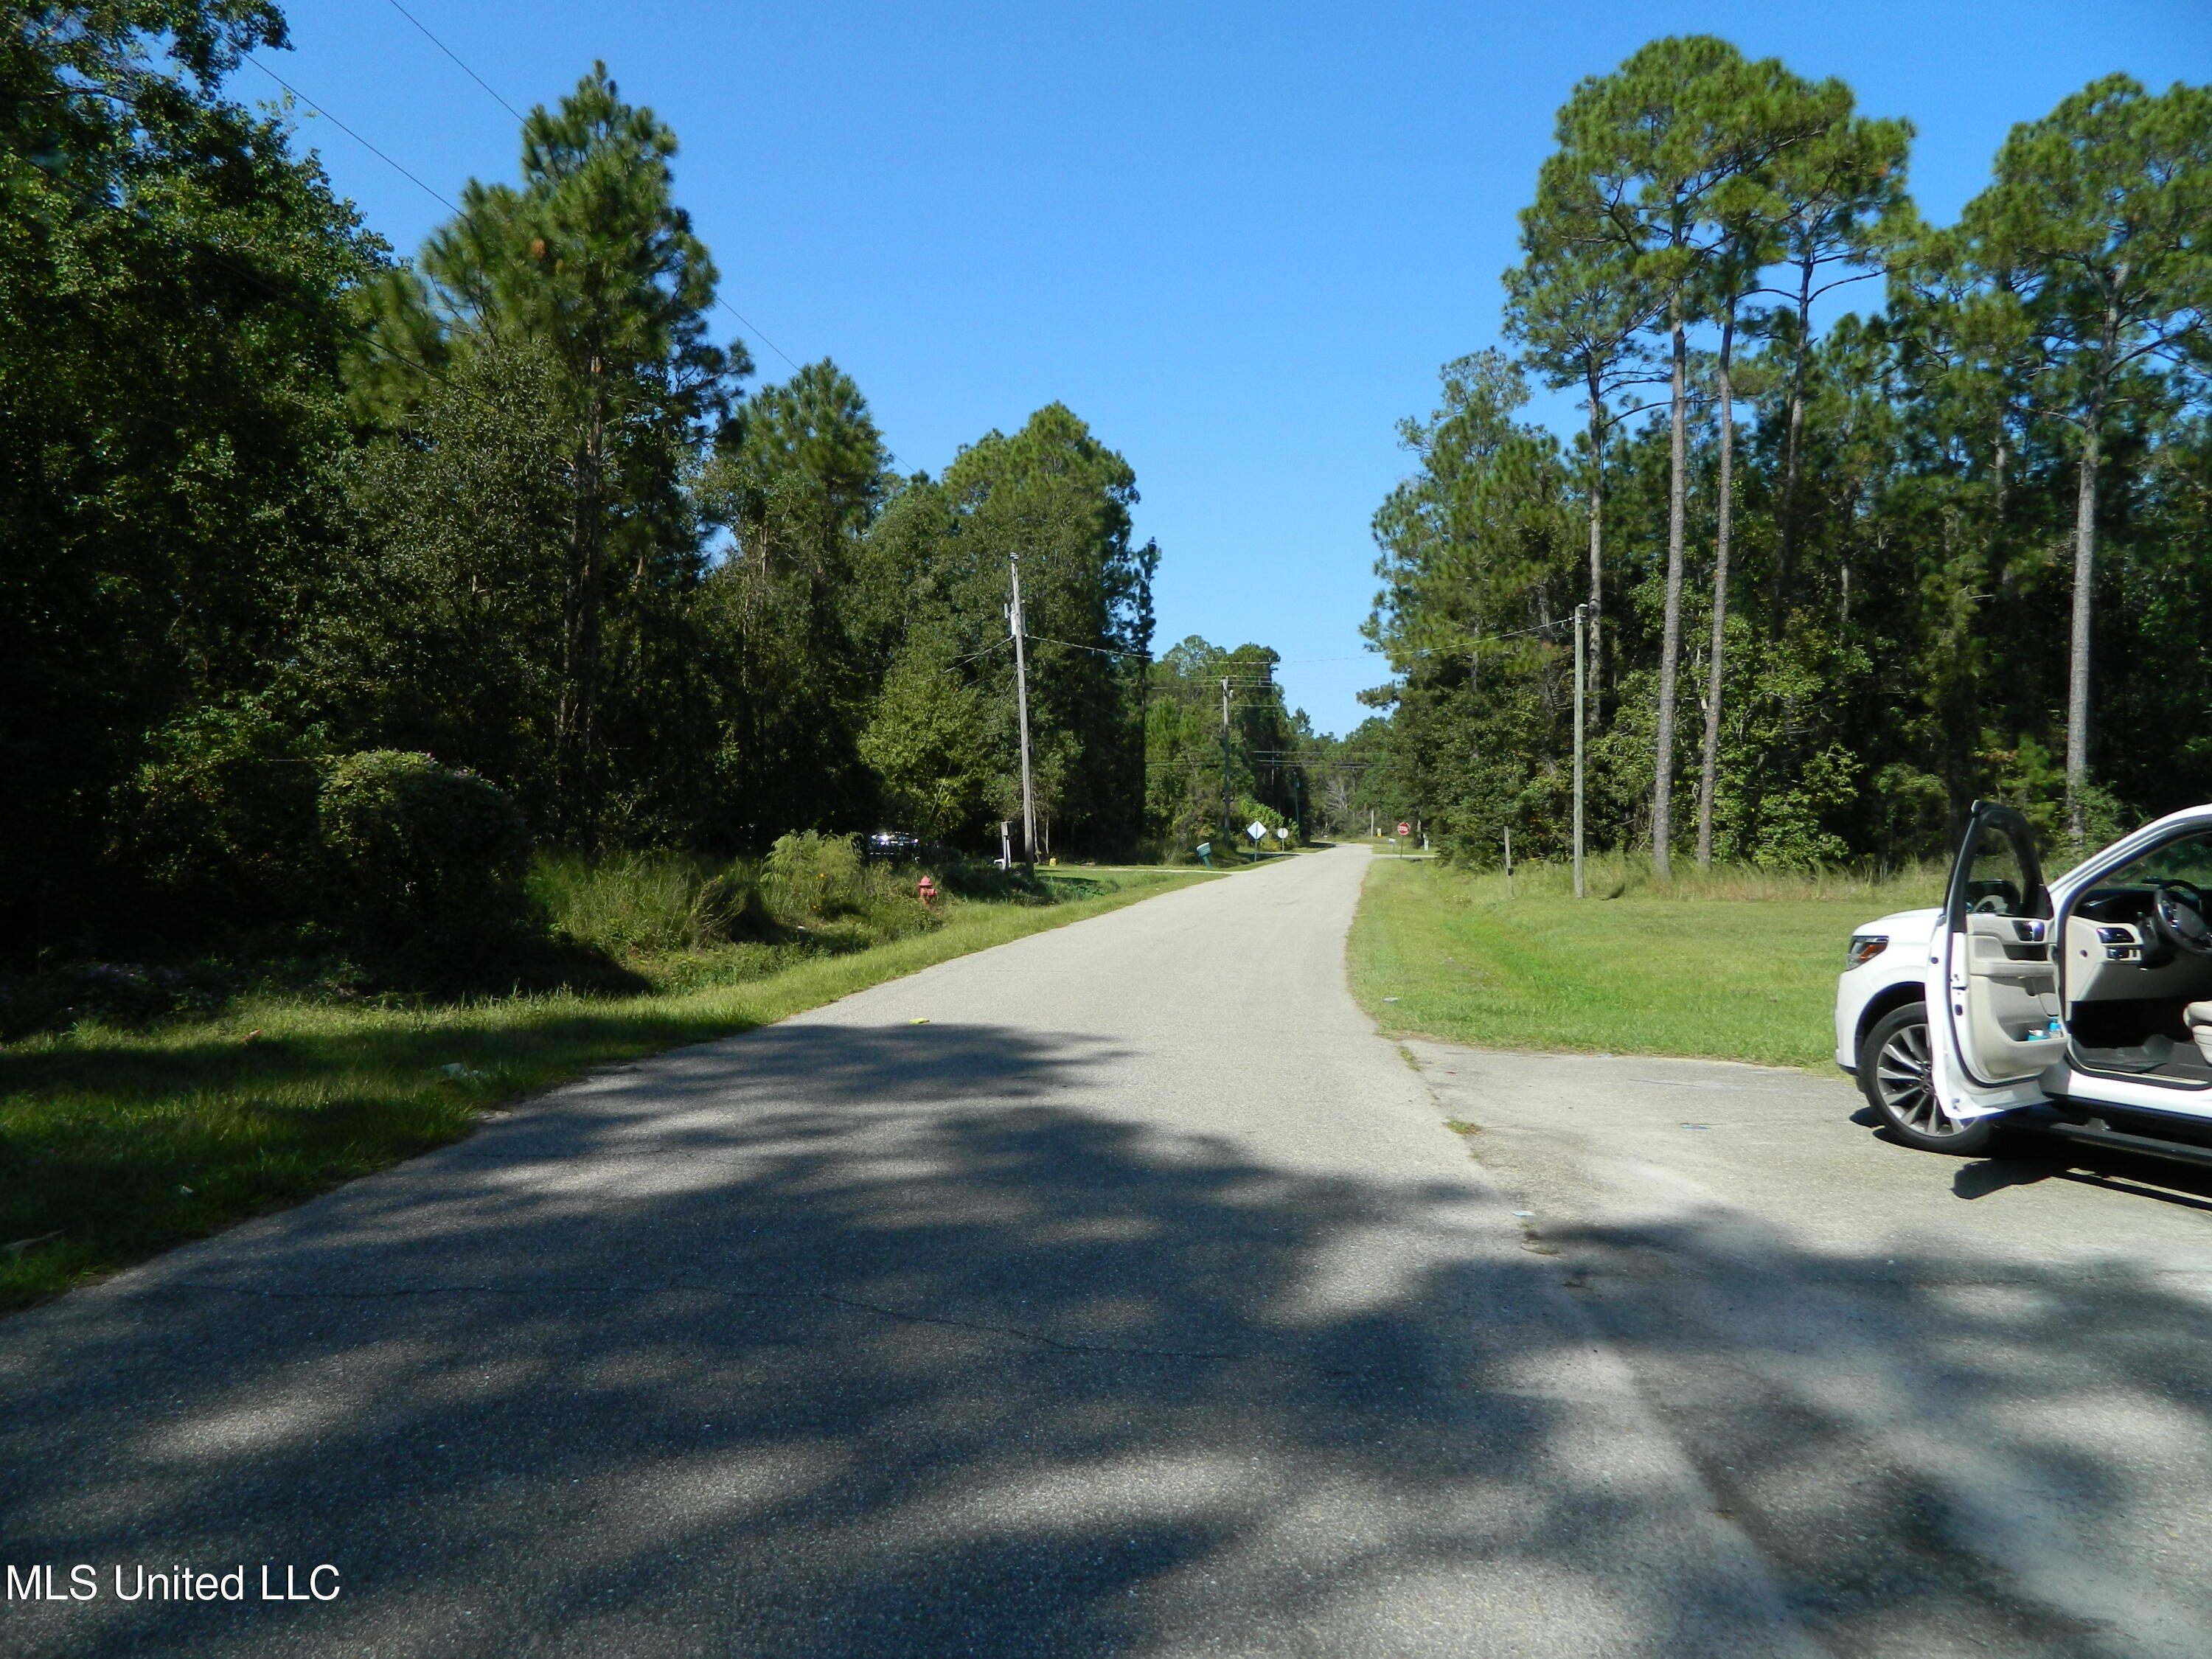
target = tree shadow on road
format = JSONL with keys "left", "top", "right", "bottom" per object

{"left": 3, "top": 1023, "right": 2210, "bottom": 1656}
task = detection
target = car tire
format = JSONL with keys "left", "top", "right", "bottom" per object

{"left": 1857, "top": 1000, "right": 1999, "bottom": 1155}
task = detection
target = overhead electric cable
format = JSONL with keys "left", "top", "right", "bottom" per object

{"left": 1023, "top": 633, "right": 1150, "bottom": 660}
{"left": 380, "top": 0, "right": 526, "bottom": 123}
{"left": 361, "top": 9, "right": 805, "bottom": 376}
{"left": 717, "top": 297, "right": 801, "bottom": 375}
{"left": 1367, "top": 617, "right": 1573, "bottom": 669}
{"left": 178, "top": 234, "right": 515, "bottom": 417}
{"left": 35, "top": 161, "right": 475, "bottom": 406}
{"left": 243, "top": 55, "right": 458, "bottom": 214}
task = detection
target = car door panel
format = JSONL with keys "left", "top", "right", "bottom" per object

{"left": 1934, "top": 803, "right": 2056, "bottom": 1118}
{"left": 1958, "top": 912, "right": 2059, "bottom": 1076}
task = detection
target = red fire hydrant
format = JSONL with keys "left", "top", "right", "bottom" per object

{"left": 917, "top": 874, "right": 938, "bottom": 908}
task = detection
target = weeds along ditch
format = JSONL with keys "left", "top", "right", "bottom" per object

{"left": 0, "top": 839, "right": 1203, "bottom": 1314}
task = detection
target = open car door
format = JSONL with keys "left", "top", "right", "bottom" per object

{"left": 1932, "top": 801, "right": 2062, "bottom": 1120}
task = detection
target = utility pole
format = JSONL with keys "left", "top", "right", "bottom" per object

{"left": 1220, "top": 677, "right": 1234, "bottom": 852}
{"left": 1009, "top": 553, "right": 1037, "bottom": 869}
{"left": 1573, "top": 602, "right": 1587, "bottom": 900}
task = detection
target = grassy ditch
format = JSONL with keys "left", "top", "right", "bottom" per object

{"left": 1349, "top": 853, "right": 1943, "bottom": 1072}
{"left": 0, "top": 860, "right": 1205, "bottom": 1314}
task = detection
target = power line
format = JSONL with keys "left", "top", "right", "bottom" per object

{"left": 174, "top": 232, "right": 540, "bottom": 427}
{"left": 1023, "top": 633, "right": 1150, "bottom": 660}
{"left": 381, "top": 0, "right": 526, "bottom": 124}
{"left": 1360, "top": 618, "right": 1575, "bottom": 673}
{"left": 1475, "top": 617, "right": 1574, "bottom": 644}
{"left": 244, "top": 56, "right": 458, "bottom": 215}
{"left": 356, "top": 11, "right": 806, "bottom": 378}
{"left": 75, "top": 61, "right": 795, "bottom": 487}
{"left": 32, "top": 158, "right": 475, "bottom": 407}
{"left": 717, "top": 296, "right": 801, "bottom": 376}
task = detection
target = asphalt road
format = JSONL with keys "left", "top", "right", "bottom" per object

{"left": 1, "top": 846, "right": 2204, "bottom": 1657}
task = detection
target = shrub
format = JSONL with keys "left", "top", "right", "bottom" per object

{"left": 121, "top": 700, "right": 330, "bottom": 935}
{"left": 761, "top": 832, "right": 946, "bottom": 938}
{"left": 928, "top": 858, "right": 1052, "bottom": 903}
{"left": 319, "top": 751, "right": 532, "bottom": 958}
{"left": 763, "top": 831, "right": 868, "bottom": 921}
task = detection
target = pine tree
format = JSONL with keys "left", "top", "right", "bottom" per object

{"left": 1952, "top": 77, "right": 2212, "bottom": 844}
{"left": 358, "top": 64, "right": 743, "bottom": 840}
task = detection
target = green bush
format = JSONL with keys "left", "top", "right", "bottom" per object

{"left": 763, "top": 831, "right": 869, "bottom": 920}
{"left": 122, "top": 700, "right": 330, "bottom": 934}
{"left": 319, "top": 751, "right": 532, "bottom": 957}
{"left": 762, "top": 832, "right": 945, "bottom": 939}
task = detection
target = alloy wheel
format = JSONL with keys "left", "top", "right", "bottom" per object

{"left": 1873, "top": 1018, "right": 1971, "bottom": 1138}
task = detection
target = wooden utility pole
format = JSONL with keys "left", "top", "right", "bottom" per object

{"left": 1219, "top": 677, "right": 1234, "bottom": 850}
{"left": 1009, "top": 553, "right": 1037, "bottom": 868}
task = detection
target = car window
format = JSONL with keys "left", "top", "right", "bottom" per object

{"left": 1959, "top": 821, "right": 2034, "bottom": 916}
{"left": 2102, "top": 830, "right": 2212, "bottom": 891}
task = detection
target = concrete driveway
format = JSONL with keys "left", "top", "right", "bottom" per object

{"left": 1411, "top": 1043, "right": 2212, "bottom": 1659}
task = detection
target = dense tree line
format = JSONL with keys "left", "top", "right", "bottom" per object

{"left": 1365, "top": 37, "right": 2212, "bottom": 871}
{"left": 1, "top": 2, "right": 1175, "bottom": 965}
{"left": 1144, "top": 639, "right": 1315, "bottom": 851}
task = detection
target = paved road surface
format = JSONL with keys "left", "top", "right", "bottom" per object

{"left": 1, "top": 846, "right": 1798, "bottom": 1658}
{"left": 1411, "top": 1043, "right": 2212, "bottom": 1659}
{"left": 1, "top": 845, "right": 2205, "bottom": 1656}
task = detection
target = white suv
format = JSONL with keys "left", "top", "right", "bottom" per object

{"left": 1837, "top": 801, "right": 2212, "bottom": 1164}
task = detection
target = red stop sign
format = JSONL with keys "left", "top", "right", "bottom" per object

{"left": 1396, "top": 822, "right": 1411, "bottom": 837}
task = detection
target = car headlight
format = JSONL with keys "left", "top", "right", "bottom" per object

{"left": 1846, "top": 934, "right": 1889, "bottom": 970}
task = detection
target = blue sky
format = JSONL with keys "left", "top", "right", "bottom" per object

{"left": 257, "top": 1, "right": 2211, "bottom": 737}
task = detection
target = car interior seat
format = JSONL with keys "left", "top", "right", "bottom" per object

{"left": 2186, "top": 1001, "right": 2212, "bottom": 1063}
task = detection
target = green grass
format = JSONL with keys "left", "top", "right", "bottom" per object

{"left": 1349, "top": 854, "right": 1944, "bottom": 1072}
{"left": 0, "top": 868, "right": 1206, "bottom": 1315}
